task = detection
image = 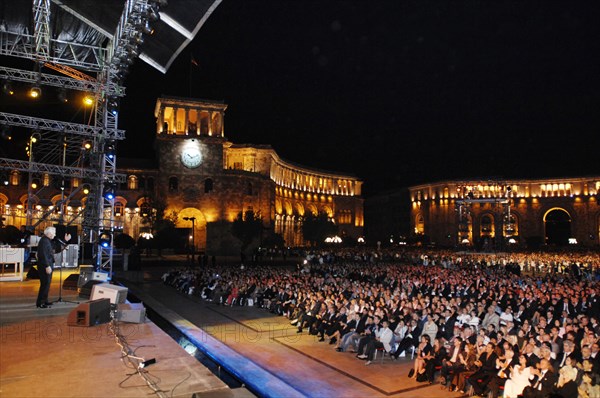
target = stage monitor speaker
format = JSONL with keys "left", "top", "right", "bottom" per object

{"left": 116, "top": 303, "right": 146, "bottom": 323}
{"left": 77, "top": 267, "right": 109, "bottom": 288}
{"left": 91, "top": 283, "right": 128, "bottom": 305}
{"left": 62, "top": 273, "right": 79, "bottom": 291}
{"left": 67, "top": 298, "right": 111, "bottom": 327}
{"left": 79, "top": 280, "right": 105, "bottom": 299}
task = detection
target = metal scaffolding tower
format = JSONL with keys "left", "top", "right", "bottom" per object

{"left": 0, "top": 0, "right": 163, "bottom": 276}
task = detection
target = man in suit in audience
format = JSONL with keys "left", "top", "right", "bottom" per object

{"left": 522, "top": 358, "right": 558, "bottom": 398}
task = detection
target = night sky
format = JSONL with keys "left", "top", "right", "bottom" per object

{"left": 4, "top": 1, "right": 600, "bottom": 197}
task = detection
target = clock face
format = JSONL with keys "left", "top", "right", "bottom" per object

{"left": 181, "top": 148, "right": 202, "bottom": 168}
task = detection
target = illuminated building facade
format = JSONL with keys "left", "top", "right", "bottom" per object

{"left": 409, "top": 177, "right": 600, "bottom": 249}
{"left": 0, "top": 96, "right": 364, "bottom": 255}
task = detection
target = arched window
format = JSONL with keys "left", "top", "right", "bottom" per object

{"left": 128, "top": 175, "right": 138, "bottom": 190}
{"left": 10, "top": 170, "right": 20, "bottom": 186}
{"left": 114, "top": 202, "right": 124, "bottom": 217}
{"left": 140, "top": 202, "right": 152, "bottom": 217}
{"left": 246, "top": 182, "right": 253, "bottom": 196}
{"left": 504, "top": 214, "right": 518, "bottom": 237}
{"left": 169, "top": 177, "right": 178, "bottom": 192}
{"left": 204, "top": 178, "right": 213, "bottom": 193}
{"left": 415, "top": 214, "right": 425, "bottom": 234}
{"left": 480, "top": 214, "right": 494, "bottom": 237}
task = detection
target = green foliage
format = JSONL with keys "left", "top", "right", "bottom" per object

{"left": 262, "top": 231, "right": 285, "bottom": 248}
{"left": 231, "top": 210, "right": 263, "bottom": 250}
{"left": 301, "top": 211, "right": 337, "bottom": 247}
{"left": 152, "top": 204, "right": 178, "bottom": 250}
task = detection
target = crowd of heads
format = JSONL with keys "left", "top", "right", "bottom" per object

{"left": 162, "top": 247, "right": 600, "bottom": 397}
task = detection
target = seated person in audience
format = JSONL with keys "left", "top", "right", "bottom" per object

{"left": 439, "top": 336, "right": 464, "bottom": 386}
{"left": 409, "top": 334, "right": 433, "bottom": 378}
{"left": 555, "top": 359, "right": 579, "bottom": 398}
{"left": 468, "top": 342, "right": 499, "bottom": 396}
{"left": 423, "top": 338, "right": 447, "bottom": 384}
{"left": 503, "top": 354, "right": 534, "bottom": 398}
{"left": 363, "top": 319, "right": 395, "bottom": 365}
{"left": 485, "top": 347, "right": 518, "bottom": 398}
{"left": 449, "top": 342, "right": 477, "bottom": 393}
{"left": 334, "top": 312, "right": 358, "bottom": 351}
{"left": 521, "top": 358, "right": 558, "bottom": 398}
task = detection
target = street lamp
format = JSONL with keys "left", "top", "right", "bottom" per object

{"left": 183, "top": 216, "right": 196, "bottom": 260}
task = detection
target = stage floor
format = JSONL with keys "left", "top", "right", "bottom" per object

{"left": 1, "top": 264, "right": 469, "bottom": 397}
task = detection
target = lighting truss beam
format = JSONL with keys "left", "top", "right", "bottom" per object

{"left": 33, "top": 0, "right": 51, "bottom": 61}
{"left": 44, "top": 62, "right": 96, "bottom": 82}
{"left": 0, "top": 112, "right": 125, "bottom": 140}
{"left": 0, "top": 31, "right": 108, "bottom": 72}
{"left": 0, "top": 157, "right": 125, "bottom": 182}
{"left": 0, "top": 66, "right": 125, "bottom": 97}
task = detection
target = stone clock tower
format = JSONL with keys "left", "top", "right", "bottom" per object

{"left": 152, "top": 96, "right": 275, "bottom": 255}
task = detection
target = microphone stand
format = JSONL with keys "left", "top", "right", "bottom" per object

{"left": 51, "top": 239, "right": 79, "bottom": 305}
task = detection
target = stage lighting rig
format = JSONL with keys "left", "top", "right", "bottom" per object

{"left": 29, "top": 85, "right": 41, "bottom": 98}
{"left": 99, "top": 231, "right": 112, "bottom": 248}
{"left": 1, "top": 80, "right": 13, "bottom": 95}
{"left": 105, "top": 141, "right": 116, "bottom": 160}
{"left": 103, "top": 183, "right": 116, "bottom": 200}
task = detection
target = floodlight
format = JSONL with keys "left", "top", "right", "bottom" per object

{"left": 29, "top": 85, "right": 41, "bottom": 98}
{"left": 99, "top": 232, "right": 112, "bottom": 248}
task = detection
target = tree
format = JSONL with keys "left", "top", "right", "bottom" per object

{"left": 113, "top": 233, "right": 136, "bottom": 249}
{"left": 153, "top": 209, "right": 179, "bottom": 252}
{"left": 231, "top": 210, "right": 263, "bottom": 254}
{"left": 301, "top": 211, "right": 337, "bottom": 247}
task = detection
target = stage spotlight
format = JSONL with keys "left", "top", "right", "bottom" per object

{"left": 29, "top": 85, "right": 41, "bottom": 98}
{"left": 2, "top": 80, "right": 14, "bottom": 95}
{"left": 103, "top": 183, "right": 116, "bottom": 200}
{"left": 105, "top": 141, "right": 116, "bottom": 160}
{"left": 58, "top": 87, "right": 68, "bottom": 102}
{"left": 82, "top": 141, "right": 92, "bottom": 150}
{"left": 142, "top": 21, "right": 155, "bottom": 35}
{"left": 107, "top": 97, "right": 119, "bottom": 116}
{"left": 99, "top": 232, "right": 112, "bottom": 248}
{"left": 83, "top": 94, "right": 94, "bottom": 106}
{"left": 0, "top": 124, "right": 11, "bottom": 140}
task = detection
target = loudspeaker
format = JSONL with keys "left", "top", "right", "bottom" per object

{"left": 67, "top": 298, "right": 111, "bottom": 327}
{"left": 116, "top": 303, "right": 146, "bottom": 323}
{"left": 90, "top": 283, "right": 128, "bottom": 305}
{"left": 77, "top": 267, "right": 109, "bottom": 288}
{"left": 78, "top": 280, "right": 105, "bottom": 299}
{"left": 62, "top": 273, "right": 79, "bottom": 291}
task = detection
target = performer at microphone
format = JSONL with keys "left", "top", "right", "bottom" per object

{"left": 35, "top": 226, "right": 71, "bottom": 308}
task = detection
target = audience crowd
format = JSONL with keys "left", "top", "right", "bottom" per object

{"left": 162, "top": 248, "right": 600, "bottom": 398}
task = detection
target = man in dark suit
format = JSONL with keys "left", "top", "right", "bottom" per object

{"left": 524, "top": 343, "right": 541, "bottom": 368}
{"left": 442, "top": 308, "right": 457, "bottom": 341}
{"left": 35, "top": 226, "right": 71, "bottom": 308}
{"left": 469, "top": 342, "right": 499, "bottom": 396}
{"left": 557, "top": 340, "right": 582, "bottom": 368}
{"left": 522, "top": 358, "right": 558, "bottom": 398}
